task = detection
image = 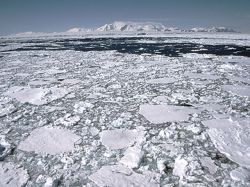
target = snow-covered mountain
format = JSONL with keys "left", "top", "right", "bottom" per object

{"left": 96, "top": 21, "right": 237, "bottom": 33}
{"left": 96, "top": 21, "right": 166, "bottom": 32}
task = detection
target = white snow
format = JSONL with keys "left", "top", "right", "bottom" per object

{"left": 139, "top": 104, "right": 195, "bottom": 124}
{"left": 18, "top": 126, "right": 80, "bottom": 155}
{"left": 119, "top": 146, "right": 144, "bottom": 168}
{"left": 0, "top": 162, "right": 29, "bottom": 187}
{"left": 89, "top": 165, "right": 160, "bottom": 187}
{"left": 100, "top": 128, "right": 143, "bottom": 150}
{"left": 4, "top": 86, "right": 69, "bottom": 105}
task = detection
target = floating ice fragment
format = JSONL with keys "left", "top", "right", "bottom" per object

{"left": 200, "top": 157, "right": 217, "bottom": 174}
{"left": 230, "top": 167, "right": 250, "bottom": 182}
{"left": 173, "top": 156, "right": 188, "bottom": 180}
{"left": 55, "top": 114, "right": 80, "bottom": 127}
{"left": 0, "top": 162, "right": 29, "bottom": 187}
{"left": 89, "top": 165, "right": 160, "bottom": 187}
{"left": 74, "top": 101, "right": 94, "bottom": 113}
{"left": 4, "top": 86, "right": 69, "bottom": 105}
{"left": 146, "top": 77, "right": 176, "bottom": 84}
{"left": 100, "top": 128, "right": 145, "bottom": 150}
{"left": 203, "top": 119, "right": 250, "bottom": 168}
{"left": 222, "top": 85, "right": 250, "bottom": 97}
{"left": 18, "top": 126, "right": 80, "bottom": 155}
{"left": 0, "top": 136, "right": 12, "bottom": 161}
{"left": 139, "top": 104, "right": 195, "bottom": 124}
{"left": 119, "top": 146, "right": 144, "bottom": 168}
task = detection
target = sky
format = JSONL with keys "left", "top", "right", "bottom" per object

{"left": 0, "top": 0, "right": 250, "bottom": 35}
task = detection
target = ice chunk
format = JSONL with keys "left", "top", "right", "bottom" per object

{"left": 0, "top": 162, "right": 29, "bottom": 187}
{"left": 0, "top": 136, "right": 12, "bottom": 161}
{"left": 55, "top": 114, "right": 80, "bottom": 127}
{"left": 4, "top": 86, "right": 69, "bottom": 105}
{"left": 18, "top": 126, "right": 80, "bottom": 155}
{"left": 203, "top": 119, "right": 250, "bottom": 168}
{"left": 139, "top": 104, "right": 195, "bottom": 124}
{"left": 200, "top": 157, "right": 217, "bottom": 174}
{"left": 100, "top": 128, "right": 140, "bottom": 150}
{"left": 173, "top": 156, "right": 188, "bottom": 180}
{"left": 89, "top": 165, "right": 160, "bottom": 187}
{"left": 74, "top": 101, "right": 94, "bottom": 113}
{"left": 222, "top": 85, "right": 250, "bottom": 97}
{"left": 119, "top": 146, "right": 144, "bottom": 168}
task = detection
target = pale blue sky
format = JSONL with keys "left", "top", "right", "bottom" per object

{"left": 0, "top": 0, "right": 250, "bottom": 35}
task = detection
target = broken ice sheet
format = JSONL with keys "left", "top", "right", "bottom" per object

{"left": 89, "top": 165, "right": 160, "bottom": 187}
{"left": 139, "top": 104, "right": 196, "bottom": 124}
{"left": 100, "top": 128, "right": 145, "bottom": 150}
{"left": 146, "top": 77, "right": 176, "bottom": 84}
{"left": 0, "top": 162, "right": 29, "bottom": 187}
{"left": 18, "top": 126, "right": 80, "bottom": 155}
{"left": 4, "top": 86, "right": 69, "bottom": 105}
{"left": 222, "top": 85, "right": 250, "bottom": 97}
{"left": 203, "top": 119, "right": 250, "bottom": 168}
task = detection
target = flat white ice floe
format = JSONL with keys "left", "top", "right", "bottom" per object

{"left": 4, "top": 86, "right": 69, "bottom": 105}
{"left": 18, "top": 126, "right": 80, "bottom": 155}
{"left": 139, "top": 104, "right": 195, "bottom": 124}
{"left": 146, "top": 77, "right": 176, "bottom": 84}
{"left": 222, "top": 85, "right": 250, "bottom": 97}
{"left": 0, "top": 162, "right": 29, "bottom": 187}
{"left": 100, "top": 128, "right": 144, "bottom": 150}
{"left": 230, "top": 167, "right": 250, "bottom": 182}
{"left": 89, "top": 165, "right": 160, "bottom": 187}
{"left": 203, "top": 119, "right": 250, "bottom": 168}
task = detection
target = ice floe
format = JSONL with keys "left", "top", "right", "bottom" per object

{"left": 100, "top": 128, "right": 144, "bottom": 150}
{"left": 18, "top": 126, "right": 80, "bottom": 155}
{"left": 203, "top": 119, "right": 250, "bottom": 168}
{"left": 139, "top": 104, "right": 196, "bottom": 124}
{"left": 4, "top": 86, "right": 69, "bottom": 105}
{"left": 89, "top": 165, "right": 160, "bottom": 187}
{"left": 0, "top": 162, "right": 29, "bottom": 187}
{"left": 222, "top": 85, "right": 250, "bottom": 97}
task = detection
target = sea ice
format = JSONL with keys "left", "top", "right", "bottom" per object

{"left": 139, "top": 104, "right": 195, "bottom": 124}
{"left": 222, "top": 85, "right": 250, "bottom": 97}
{"left": 119, "top": 146, "right": 144, "bottom": 168}
{"left": 18, "top": 126, "right": 80, "bottom": 155}
{"left": 230, "top": 167, "right": 250, "bottom": 182}
{"left": 173, "top": 156, "right": 188, "bottom": 180}
{"left": 203, "top": 119, "right": 250, "bottom": 168}
{"left": 100, "top": 128, "right": 144, "bottom": 150}
{"left": 0, "top": 136, "right": 12, "bottom": 160}
{"left": 4, "top": 86, "right": 69, "bottom": 105}
{"left": 0, "top": 162, "right": 29, "bottom": 187}
{"left": 89, "top": 165, "right": 160, "bottom": 187}
{"left": 146, "top": 77, "right": 176, "bottom": 84}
